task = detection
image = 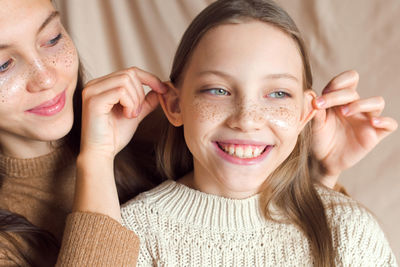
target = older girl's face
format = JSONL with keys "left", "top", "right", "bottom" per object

{"left": 0, "top": 0, "right": 79, "bottom": 156}
{"left": 168, "top": 22, "right": 315, "bottom": 198}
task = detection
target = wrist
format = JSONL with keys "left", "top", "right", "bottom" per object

{"left": 77, "top": 150, "right": 115, "bottom": 169}
{"left": 74, "top": 151, "right": 121, "bottom": 222}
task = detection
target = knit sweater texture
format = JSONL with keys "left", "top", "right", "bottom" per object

{"left": 121, "top": 180, "right": 398, "bottom": 267}
{"left": 0, "top": 146, "right": 139, "bottom": 266}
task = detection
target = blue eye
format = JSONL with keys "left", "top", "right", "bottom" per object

{"left": 46, "top": 33, "right": 62, "bottom": 46}
{"left": 268, "top": 91, "right": 290, "bottom": 98}
{"left": 0, "top": 59, "right": 12, "bottom": 73}
{"left": 207, "top": 88, "right": 230, "bottom": 96}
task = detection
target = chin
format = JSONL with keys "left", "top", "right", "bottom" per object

{"left": 32, "top": 112, "right": 74, "bottom": 142}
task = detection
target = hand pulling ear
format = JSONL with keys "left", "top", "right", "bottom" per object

{"left": 158, "top": 81, "right": 183, "bottom": 127}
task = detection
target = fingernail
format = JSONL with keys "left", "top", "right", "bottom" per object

{"left": 341, "top": 106, "right": 349, "bottom": 116}
{"left": 372, "top": 117, "right": 381, "bottom": 125}
{"left": 315, "top": 97, "right": 325, "bottom": 108}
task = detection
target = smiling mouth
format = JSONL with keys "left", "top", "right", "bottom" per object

{"left": 216, "top": 142, "right": 269, "bottom": 159}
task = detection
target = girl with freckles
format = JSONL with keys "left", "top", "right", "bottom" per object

{"left": 74, "top": 0, "right": 398, "bottom": 266}
{"left": 0, "top": 0, "right": 397, "bottom": 266}
{"left": 0, "top": 0, "right": 161, "bottom": 265}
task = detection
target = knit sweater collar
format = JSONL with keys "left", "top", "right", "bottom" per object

{"left": 138, "top": 180, "right": 270, "bottom": 231}
{"left": 0, "top": 144, "right": 74, "bottom": 178}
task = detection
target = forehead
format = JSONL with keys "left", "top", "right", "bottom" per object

{"left": 187, "top": 21, "right": 303, "bottom": 82}
{"left": 0, "top": 0, "right": 55, "bottom": 42}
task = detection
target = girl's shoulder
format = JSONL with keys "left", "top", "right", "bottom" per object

{"left": 121, "top": 179, "right": 176, "bottom": 209}
{"left": 315, "top": 185, "right": 374, "bottom": 221}
{"left": 315, "top": 185, "right": 378, "bottom": 229}
{"left": 316, "top": 185, "right": 397, "bottom": 266}
{"left": 120, "top": 180, "right": 177, "bottom": 229}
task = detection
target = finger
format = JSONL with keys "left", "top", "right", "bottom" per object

{"left": 371, "top": 117, "right": 398, "bottom": 133}
{"left": 322, "top": 70, "right": 359, "bottom": 94}
{"left": 85, "top": 87, "right": 134, "bottom": 119}
{"left": 138, "top": 91, "right": 160, "bottom": 121}
{"left": 313, "top": 87, "right": 360, "bottom": 110}
{"left": 84, "top": 73, "right": 140, "bottom": 118}
{"left": 129, "top": 70, "right": 147, "bottom": 116}
{"left": 85, "top": 69, "right": 136, "bottom": 88}
{"left": 130, "top": 67, "right": 168, "bottom": 94}
{"left": 340, "top": 96, "right": 385, "bottom": 117}
{"left": 85, "top": 67, "right": 166, "bottom": 95}
{"left": 83, "top": 74, "right": 137, "bottom": 98}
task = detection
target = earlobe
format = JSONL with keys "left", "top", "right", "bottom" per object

{"left": 299, "top": 89, "right": 317, "bottom": 130}
{"left": 158, "top": 82, "right": 183, "bottom": 127}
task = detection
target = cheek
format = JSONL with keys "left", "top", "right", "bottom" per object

{"left": 43, "top": 35, "right": 78, "bottom": 75}
{"left": 261, "top": 104, "right": 300, "bottom": 132}
{"left": 0, "top": 76, "right": 26, "bottom": 105}
{"left": 190, "top": 96, "right": 230, "bottom": 122}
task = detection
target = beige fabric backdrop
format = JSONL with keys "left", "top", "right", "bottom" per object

{"left": 55, "top": 0, "right": 400, "bottom": 260}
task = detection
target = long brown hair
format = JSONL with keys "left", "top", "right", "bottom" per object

{"left": 157, "top": 0, "right": 335, "bottom": 266}
{"left": 0, "top": 64, "right": 85, "bottom": 266}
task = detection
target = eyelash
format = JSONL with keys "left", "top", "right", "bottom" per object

{"left": 45, "top": 33, "right": 62, "bottom": 47}
{"left": 203, "top": 88, "right": 231, "bottom": 96}
{"left": 0, "top": 33, "right": 63, "bottom": 74}
{"left": 0, "top": 59, "right": 12, "bottom": 73}
{"left": 267, "top": 91, "right": 291, "bottom": 98}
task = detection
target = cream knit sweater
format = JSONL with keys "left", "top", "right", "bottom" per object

{"left": 121, "top": 180, "right": 397, "bottom": 267}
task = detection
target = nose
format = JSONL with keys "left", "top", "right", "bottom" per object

{"left": 26, "top": 59, "right": 57, "bottom": 92}
{"left": 226, "top": 98, "right": 265, "bottom": 132}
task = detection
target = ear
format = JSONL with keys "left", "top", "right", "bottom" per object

{"left": 298, "top": 89, "right": 317, "bottom": 131}
{"left": 158, "top": 81, "right": 183, "bottom": 127}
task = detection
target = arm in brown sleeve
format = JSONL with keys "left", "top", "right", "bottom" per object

{"left": 0, "top": 233, "right": 39, "bottom": 267}
{"left": 56, "top": 211, "right": 139, "bottom": 267}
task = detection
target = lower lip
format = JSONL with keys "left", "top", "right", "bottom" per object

{"left": 213, "top": 142, "right": 273, "bottom": 165}
{"left": 26, "top": 91, "right": 66, "bottom": 116}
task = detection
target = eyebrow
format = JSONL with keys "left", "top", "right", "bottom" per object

{"left": 197, "top": 70, "right": 299, "bottom": 83}
{"left": 264, "top": 73, "right": 299, "bottom": 83}
{"left": 37, "top": 11, "right": 60, "bottom": 34}
{"left": 0, "top": 11, "right": 60, "bottom": 50}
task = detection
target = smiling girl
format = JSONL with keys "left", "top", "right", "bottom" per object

{"left": 74, "top": 0, "right": 398, "bottom": 266}
{"left": 2, "top": 0, "right": 397, "bottom": 266}
{"left": 0, "top": 0, "right": 165, "bottom": 265}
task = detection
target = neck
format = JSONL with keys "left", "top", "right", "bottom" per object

{"left": 179, "top": 169, "right": 259, "bottom": 200}
{"left": 0, "top": 133, "right": 57, "bottom": 159}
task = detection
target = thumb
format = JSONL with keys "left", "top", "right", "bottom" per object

{"left": 138, "top": 91, "right": 160, "bottom": 121}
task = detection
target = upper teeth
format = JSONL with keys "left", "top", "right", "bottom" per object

{"left": 219, "top": 143, "right": 265, "bottom": 158}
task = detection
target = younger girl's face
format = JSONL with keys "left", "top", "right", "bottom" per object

{"left": 171, "top": 21, "right": 314, "bottom": 198}
{"left": 0, "top": 0, "right": 79, "bottom": 154}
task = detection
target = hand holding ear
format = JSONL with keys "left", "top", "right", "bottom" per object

{"left": 74, "top": 67, "right": 166, "bottom": 221}
{"left": 311, "top": 70, "right": 398, "bottom": 188}
{"left": 80, "top": 67, "right": 167, "bottom": 159}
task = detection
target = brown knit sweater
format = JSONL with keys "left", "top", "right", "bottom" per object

{"left": 0, "top": 146, "right": 139, "bottom": 266}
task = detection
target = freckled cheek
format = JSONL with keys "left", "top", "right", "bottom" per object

{"left": 0, "top": 77, "right": 26, "bottom": 105}
{"left": 260, "top": 105, "right": 301, "bottom": 132}
{"left": 43, "top": 37, "right": 78, "bottom": 72}
{"left": 189, "top": 98, "right": 231, "bottom": 122}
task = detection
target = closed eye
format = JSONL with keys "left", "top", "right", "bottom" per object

{"left": 45, "top": 33, "right": 62, "bottom": 47}
{"left": 0, "top": 59, "right": 12, "bottom": 73}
